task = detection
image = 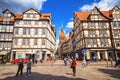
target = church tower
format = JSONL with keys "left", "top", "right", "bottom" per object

{"left": 59, "top": 29, "right": 66, "bottom": 44}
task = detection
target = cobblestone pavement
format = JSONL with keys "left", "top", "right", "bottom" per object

{"left": 0, "top": 60, "right": 120, "bottom": 80}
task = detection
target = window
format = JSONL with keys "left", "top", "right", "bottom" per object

{"left": 33, "top": 14, "right": 36, "bottom": 18}
{"left": 4, "top": 34, "right": 8, "bottom": 39}
{"left": 0, "top": 25, "right": 2, "bottom": 30}
{"left": 34, "top": 39, "right": 37, "bottom": 45}
{"left": 27, "top": 28, "right": 30, "bottom": 35}
{"left": 114, "top": 30, "right": 119, "bottom": 37}
{"left": 23, "top": 28, "right": 26, "bottom": 35}
{"left": 93, "top": 9, "right": 97, "bottom": 14}
{"left": 100, "top": 39, "right": 108, "bottom": 45}
{"left": 26, "top": 39, "right": 30, "bottom": 45}
{"left": 35, "top": 28, "right": 38, "bottom": 35}
{"left": 2, "top": 25, "right": 5, "bottom": 30}
{"left": 35, "top": 21, "right": 38, "bottom": 25}
{"left": 24, "top": 21, "right": 27, "bottom": 25}
{"left": 1, "top": 33, "right": 4, "bottom": 39}
{"left": 8, "top": 14, "right": 11, "bottom": 17}
{"left": 116, "top": 42, "right": 120, "bottom": 47}
{"left": 42, "top": 39, "right": 45, "bottom": 45}
{"left": 14, "top": 39, "right": 17, "bottom": 45}
{"left": 16, "top": 21, "right": 20, "bottom": 24}
{"left": 113, "top": 22, "right": 117, "bottom": 26}
{"left": 28, "top": 21, "right": 31, "bottom": 25}
{"left": 1, "top": 42, "right": 4, "bottom": 48}
{"left": 99, "top": 30, "right": 106, "bottom": 35}
{"left": 91, "top": 22, "right": 95, "bottom": 26}
{"left": 15, "top": 28, "right": 18, "bottom": 34}
{"left": 88, "top": 22, "right": 95, "bottom": 27}
{"left": 4, "top": 42, "right": 7, "bottom": 48}
{"left": 10, "top": 26, "right": 13, "bottom": 32}
{"left": 27, "top": 14, "right": 30, "bottom": 18}
{"left": 22, "top": 39, "right": 25, "bottom": 45}
{"left": 42, "top": 29, "right": 46, "bottom": 35}
{"left": 98, "top": 15, "right": 101, "bottom": 19}
{"left": 118, "top": 22, "right": 120, "bottom": 27}
{"left": 8, "top": 43, "right": 12, "bottom": 48}
{"left": 9, "top": 34, "right": 12, "bottom": 39}
{"left": 92, "top": 39, "right": 97, "bottom": 44}
{"left": 99, "top": 22, "right": 104, "bottom": 27}
{"left": 88, "top": 30, "right": 96, "bottom": 35}
{"left": 42, "top": 21, "right": 46, "bottom": 25}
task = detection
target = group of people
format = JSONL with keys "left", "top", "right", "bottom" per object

{"left": 15, "top": 58, "right": 32, "bottom": 78}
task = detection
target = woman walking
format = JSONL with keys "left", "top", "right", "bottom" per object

{"left": 71, "top": 58, "right": 77, "bottom": 77}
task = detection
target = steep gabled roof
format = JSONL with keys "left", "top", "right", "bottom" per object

{"left": 3, "top": 9, "right": 15, "bottom": 17}
{"left": 75, "top": 6, "right": 114, "bottom": 21}
{"left": 23, "top": 8, "right": 40, "bottom": 14}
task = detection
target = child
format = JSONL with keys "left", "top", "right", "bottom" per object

{"left": 26, "top": 60, "right": 31, "bottom": 78}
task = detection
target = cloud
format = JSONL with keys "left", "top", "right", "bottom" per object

{"left": 65, "top": 21, "right": 73, "bottom": 28}
{"left": 70, "top": 18, "right": 73, "bottom": 20}
{"left": 0, "top": 0, "right": 47, "bottom": 14}
{"left": 79, "top": 0, "right": 120, "bottom": 11}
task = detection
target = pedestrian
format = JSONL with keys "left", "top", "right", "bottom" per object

{"left": 64, "top": 57, "right": 68, "bottom": 66}
{"left": 71, "top": 58, "right": 77, "bottom": 77}
{"left": 115, "top": 57, "right": 120, "bottom": 68}
{"left": 26, "top": 60, "right": 32, "bottom": 78}
{"left": 109, "top": 57, "right": 113, "bottom": 67}
{"left": 16, "top": 58, "right": 24, "bottom": 76}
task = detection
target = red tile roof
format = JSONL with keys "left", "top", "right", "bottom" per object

{"left": 0, "top": 16, "right": 4, "bottom": 21}
{"left": 75, "top": 6, "right": 115, "bottom": 21}
{"left": 15, "top": 14, "right": 23, "bottom": 19}
{"left": 75, "top": 12, "right": 90, "bottom": 21}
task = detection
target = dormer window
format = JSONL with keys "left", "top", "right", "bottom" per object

{"left": 4, "top": 13, "right": 8, "bottom": 17}
{"left": 98, "top": 15, "right": 101, "bottom": 19}
{"left": 8, "top": 14, "right": 11, "bottom": 17}
{"left": 27, "top": 14, "right": 30, "bottom": 18}
{"left": 33, "top": 14, "right": 36, "bottom": 18}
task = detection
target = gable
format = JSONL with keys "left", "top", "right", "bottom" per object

{"left": 111, "top": 6, "right": 120, "bottom": 20}
{"left": 24, "top": 9, "right": 39, "bottom": 14}
{"left": 112, "top": 6, "right": 120, "bottom": 14}
{"left": 90, "top": 7, "right": 110, "bottom": 21}
{"left": 23, "top": 8, "right": 40, "bottom": 20}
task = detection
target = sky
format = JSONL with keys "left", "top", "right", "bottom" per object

{"left": 0, "top": 0, "right": 120, "bottom": 48}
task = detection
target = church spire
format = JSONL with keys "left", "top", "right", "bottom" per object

{"left": 59, "top": 24, "right": 66, "bottom": 44}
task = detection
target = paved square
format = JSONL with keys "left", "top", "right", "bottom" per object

{"left": 0, "top": 60, "right": 120, "bottom": 80}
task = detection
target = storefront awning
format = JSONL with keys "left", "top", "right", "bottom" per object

{"left": 0, "top": 51, "right": 8, "bottom": 55}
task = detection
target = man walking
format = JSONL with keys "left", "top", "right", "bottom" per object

{"left": 16, "top": 59, "right": 24, "bottom": 76}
